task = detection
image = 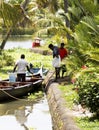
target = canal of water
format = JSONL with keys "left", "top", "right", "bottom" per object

{"left": 0, "top": 95, "right": 52, "bottom": 130}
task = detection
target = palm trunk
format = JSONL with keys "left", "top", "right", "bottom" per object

{"left": 0, "top": 28, "right": 12, "bottom": 50}
{"left": 21, "top": 0, "right": 30, "bottom": 9}
{"left": 0, "top": 0, "right": 30, "bottom": 50}
{"left": 64, "top": 0, "right": 71, "bottom": 40}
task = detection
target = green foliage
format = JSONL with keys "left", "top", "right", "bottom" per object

{"left": 76, "top": 117, "right": 99, "bottom": 130}
{"left": 0, "top": 50, "right": 14, "bottom": 68}
{"left": 11, "top": 28, "right": 34, "bottom": 35}
{"left": 66, "top": 0, "right": 99, "bottom": 118}
{"left": 74, "top": 69, "right": 99, "bottom": 116}
{"left": 59, "top": 84, "right": 78, "bottom": 109}
{"left": 8, "top": 0, "right": 23, "bottom": 4}
{"left": 0, "top": 2, "right": 24, "bottom": 28}
{"left": 28, "top": 91, "right": 43, "bottom": 100}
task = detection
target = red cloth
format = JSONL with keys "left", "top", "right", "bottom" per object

{"left": 59, "top": 48, "right": 68, "bottom": 60}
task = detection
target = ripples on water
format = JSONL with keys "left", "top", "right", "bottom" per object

{"left": 0, "top": 96, "right": 52, "bottom": 130}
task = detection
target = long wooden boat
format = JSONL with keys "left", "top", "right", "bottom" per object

{"left": 0, "top": 77, "right": 43, "bottom": 102}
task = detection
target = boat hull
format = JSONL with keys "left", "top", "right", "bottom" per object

{"left": 0, "top": 79, "right": 43, "bottom": 101}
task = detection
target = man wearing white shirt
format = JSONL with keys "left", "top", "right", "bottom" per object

{"left": 13, "top": 54, "right": 32, "bottom": 82}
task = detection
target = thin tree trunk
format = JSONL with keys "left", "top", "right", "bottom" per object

{"left": 0, "top": 0, "right": 30, "bottom": 50}
{"left": 64, "top": 0, "right": 71, "bottom": 40}
{"left": 21, "top": 0, "right": 30, "bottom": 9}
{"left": 0, "top": 28, "right": 12, "bottom": 50}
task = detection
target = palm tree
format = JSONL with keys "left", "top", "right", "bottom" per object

{"left": 0, "top": 0, "right": 30, "bottom": 50}
{"left": 64, "top": 0, "right": 70, "bottom": 39}
{"left": 30, "top": 0, "right": 72, "bottom": 42}
{"left": 66, "top": 0, "right": 99, "bottom": 75}
{"left": 65, "top": 0, "right": 99, "bottom": 115}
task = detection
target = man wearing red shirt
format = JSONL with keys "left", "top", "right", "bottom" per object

{"left": 59, "top": 43, "right": 68, "bottom": 77}
{"left": 59, "top": 43, "right": 68, "bottom": 60}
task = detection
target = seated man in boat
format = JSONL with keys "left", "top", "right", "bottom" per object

{"left": 13, "top": 54, "right": 33, "bottom": 82}
{"left": 29, "top": 63, "right": 34, "bottom": 72}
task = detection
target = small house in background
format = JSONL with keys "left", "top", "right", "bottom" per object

{"left": 32, "top": 37, "right": 41, "bottom": 47}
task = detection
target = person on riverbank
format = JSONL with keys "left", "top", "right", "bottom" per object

{"left": 13, "top": 54, "right": 33, "bottom": 82}
{"left": 48, "top": 44, "right": 61, "bottom": 80}
{"left": 59, "top": 43, "right": 68, "bottom": 77}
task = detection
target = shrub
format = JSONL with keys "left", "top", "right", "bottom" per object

{"left": 76, "top": 72, "right": 99, "bottom": 117}
{"left": 0, "top": 51, "right": 14, "bottom": 67}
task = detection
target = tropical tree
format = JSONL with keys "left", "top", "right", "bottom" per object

{"left": 0, "top": 0, "right": 30, "bottom": 50}
{"left": 66, "top": 0, "right": 99, "bottom": 116}
{"left": 66, "top": 0, "right": 99, "bottom": 75}
{"left": 30, "top": 0, "right": 72, "bottom": 43}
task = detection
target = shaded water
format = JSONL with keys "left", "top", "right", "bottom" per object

{"left": 0, "top": 96, "right": 52, "bottom": 130}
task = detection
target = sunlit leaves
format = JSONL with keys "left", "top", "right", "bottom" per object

{"left": 0, "top": 2, "right": 26, "bottom": 28}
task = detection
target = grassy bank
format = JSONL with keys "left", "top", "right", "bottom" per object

{"left": 0, "top": 48, "right": 52, "bottom": 79}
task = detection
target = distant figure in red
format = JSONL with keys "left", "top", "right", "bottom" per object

{"left": 59, "top": 43, "right": 68, "bottom": 60}
{"left": 59, "top": 43, "right": 68, "bottom": 77}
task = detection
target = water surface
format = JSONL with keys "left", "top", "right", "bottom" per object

{"left": 0, "top": 96, "right": 52, "bottom": 130}
{"left": 4, "top": 39, "right": 32, "bottom": 49}
{"left": 4, "top": 37, "right": 45, "bottom": 49}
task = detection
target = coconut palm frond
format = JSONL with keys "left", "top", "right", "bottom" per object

{"left": 0, "top": 1, "right": 31, "bottom": 28}
{"left": 68, "top": 6, "right": 82, "bottom": 19}
{"left": 0, "top": 2, "right": 23, "bottom": 27}
{"left": 81, "top": 16, "right": 99, "bottom": 35}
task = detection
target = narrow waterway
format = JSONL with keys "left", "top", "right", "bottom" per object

{"left": 0, "top": 95, "right": 52, "bottom": 130}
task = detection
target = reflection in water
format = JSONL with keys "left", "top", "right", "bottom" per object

{"left": 0, "top": 96, "right": 52, "bottom": 130}
{"left": 26, "top": 99, "right": 52, "bottom": 130}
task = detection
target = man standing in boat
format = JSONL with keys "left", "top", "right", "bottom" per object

{"left": 13, "top": 54, "right": 32, "bottom": 82}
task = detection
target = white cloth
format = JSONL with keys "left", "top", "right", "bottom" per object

{"left": 16, "top": 59, "right": 28, "bottom": 73}
{"left": 52, "top": 56, "right": 61, "bottom": 68}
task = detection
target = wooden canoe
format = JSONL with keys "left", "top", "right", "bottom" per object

{"left": 0, "top": 77, "right": 43, "bottom": 101}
